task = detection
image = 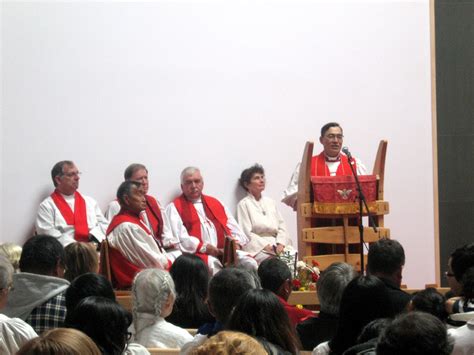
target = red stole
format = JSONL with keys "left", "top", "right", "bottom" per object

{"left": 173, "top": 194, "right": 230, "bottom": 251}
{"left": 50, "top": 190, "right": 89, "bottom": 242}
{"left": 105, "top": 210, "right": 150, "bottom": 289}
{"left": 311, "top": 152, "right": 356, "bottom": 177}
{"left": 144, "top": 195, "right": 164, "bottom": 240}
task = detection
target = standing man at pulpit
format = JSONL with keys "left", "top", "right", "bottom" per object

{"left": 282, "top": 122, "right": 367, "bottom": 208}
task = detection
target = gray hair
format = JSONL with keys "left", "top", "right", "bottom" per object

{"left": 51, "top": 160, "right": 74, "bottom": 187}
{"left": 124, "top": 163, "right": 147, "bottom": 180}
{"left": 0, "top": 255, "right": 14, "bottom": 290}
{"left": 132, "top": 268, "right": 176, "bottom": 321}
{"left": 0, "top": 243, "right": 22, "bottom": 271}
{"left": 180, "top": 166, "right": 201, "bottom": 184}
{"left": 317, "top": 262, "right": 355, "bottom": 315}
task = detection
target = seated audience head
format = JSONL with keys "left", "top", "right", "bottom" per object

{"left": 317, "top": 262, "right": 355, "bottom": 316}
{"left": 17, "top": 328, "right": 101, "bottom": 355}
{"left": 64, "top": 242, "right": 99, "bottom": 282}
{"left": 227, "top": 288, "right": 300, "bottom": 354}
{"left": 208, "top": 267, "right": 258, "bottom": 324}
{"left": 461, "top": 266, "right": 474, "bottom": 301}
{"left": 19, "top": 235, "right": 65, "bottom": 277}
{"left": 191, "top": 331, "right": 267, "bottom": 355}
{"left": 116, "top": 180, "right": 146, "bottom": 214}
{"left": 66, "top": 296, "right": 132, "bottom": 355}
{"left": 239, "top": 164, "right": 265, "bottom": 195}
{"left": 258, "top": 257, "right": 292, "bottom": 301}
{"left": 65, "top": 273, "right": 115, "bottom": 316}
{"left": 356, "top": 318, "right": 392, "bottom": 344}
{"left": 376, "top": 312, "right": 453, "bottom": 355}
{"left": 448, "top": 243, "right": 474, "bottom": 295}
{"left": 409, "top": 287, "right": 448, "bottom": 322}
{"left": 51, "top": 160, "right": 80, "bottom": 195}
{"left": 132, "top": 268, "right": 176, "bottom": 319}
{"left": 0, "top": 255, "right": 14, "bottom": 309}
{"left": 367, "top": 238, "right": 405, "bottom": 287}
{"left": 329, "top": 275, "right": 396, "bottom": 355}
{"left": 0, "top": 243, "right": 22, "bottom": 272}
{"left": 180, "top": 166, "right": 204, "bottom": 202}
{"left": 124, "top": 163, "right": 149, "bottom": 194}
{"left": 320, "top": 122, "right": 343, "bottom": 158}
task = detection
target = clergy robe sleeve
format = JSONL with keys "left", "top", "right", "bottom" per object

{"left": 165, "top": 203, "right": 201, "bottom": 254}
{"left": 105, "top": 200, "right": 120, "bottom": 222}
{"left": 273, "top": 203, "right": 292, "bottom": 247}
{"left": 355, "top": 158, "right": 367, "bottom": 175}
{"left": 159, "top": 205, "right": 180, "bottom": 248}
{"left": 35, "top": 200, "right": 62, "bottom": 238}
{"left": 223, "top": 204, "right": 249, "bottom": 246}
{"left": 236, "top": 201, "right": 269, "bottom": 255}
{"left": 281, "top": 162, "right": 300, "bottom": 210}
{"left": 87, "top": 198, "right": 108, "bottom": 242}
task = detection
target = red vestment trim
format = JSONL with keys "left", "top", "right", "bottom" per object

{"left": 50, "top": 190, "right": 89, "bottom": 242}
{"left": 144, "top": 195, "right": 164, "bottom": 240}
{"left": 311, "top": 152, "right": 356, "bottom": 177}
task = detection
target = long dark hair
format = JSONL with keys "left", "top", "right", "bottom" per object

{"left": 227, "top": 289, "right": 300, "bottom": 354}
{"left": 66, "top": 296, "right": 132, "bottom": 355}
{"left": 167, "top": 254, "right": 213, "bottom": 327}
{"left": 329, "top": 275, "right": 396, "bottom": 355}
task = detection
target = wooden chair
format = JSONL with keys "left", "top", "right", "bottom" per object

{"left": 222, "top": 236, "right": 237, "bottom": 267}
{"left": 147, "top": 349, "right": 180, "bottom": 355}
{"left": 296, "top": 140, "right": 390, "bottom": 272}
{"left": 99, "top": 239, "right": 112, "bottom": 283}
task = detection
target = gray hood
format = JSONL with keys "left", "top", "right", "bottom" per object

{"left": 1, "top": 273, "right": 69, "bottom": 320}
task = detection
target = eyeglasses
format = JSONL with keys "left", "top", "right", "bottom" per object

{"left": 444, "top": 271, "right": 455, "bottom": 278}
{"left": 324, "top": 134, "right": 344, "bottom": 141}
{"left": 62, "top": 172, "right": 82, "bottom": 178}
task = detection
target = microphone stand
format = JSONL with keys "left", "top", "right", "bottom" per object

{"left": 346, "top": 155, "right": 378, "bottom": 275}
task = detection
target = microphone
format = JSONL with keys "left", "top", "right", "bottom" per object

{"left": 342, "top": 146, "right": 352, "bottom": 160}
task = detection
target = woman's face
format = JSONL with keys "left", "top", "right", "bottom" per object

{"left": 246, "top": 173, "right": 266, "bottom": 196}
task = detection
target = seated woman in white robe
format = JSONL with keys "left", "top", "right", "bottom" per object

{"left": 237, "top": 164, "right": 294, "bottom": 264}
{"left": 131, "top": 269, "right": 193, "bottom": 349}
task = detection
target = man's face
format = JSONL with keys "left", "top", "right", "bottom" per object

{"left": 55, "top": 164, "right": 80, "bottom": 195}
{"left": 181, "top": 171, "right": 204, "bottom": 201}
{"left": 130, "top": 168, "right": 149, "bottom": 194}
{"left": 447, "top": 257, "right": 462, "bottom": 296}
{"left": 124, "top": 185, "right": 147, "bottom": 214}
{"left": 320, "top": 126, "right": 344, "bottom": 157}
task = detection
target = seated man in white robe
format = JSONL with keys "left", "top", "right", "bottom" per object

{"left": 35, "top": 160, "right": 108, "bottom": 246}
{"left": 166, "top": 167, "right": 258, "bottom": 275}
{"left": 106, "top": 180, "right": 170, "bottom": 289}
{"left": 105, "top": 163, "right": 180, "bottom": 261}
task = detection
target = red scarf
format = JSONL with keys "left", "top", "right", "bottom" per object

{"left": 311, "top": 152, "right": 356, "bottom": 176}
{"left": 50, "top": 190, "right": 89, "bottom": 242}
{"left": 173, "top": 194, "right": 230, "bottom": 251}
{"left": 144, "top": 195, "right": 164, "bottom": 240}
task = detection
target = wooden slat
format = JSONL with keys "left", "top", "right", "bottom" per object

{"left": 302, "top": 226, "right": 390, "bottom": 244}
{"left": 116, "top": 295, "right": 132, "bottom": 313}
{"left": 301, "top": 200, "right": 389, "bottom": 218}
{"left": 304, "top": 254, "right": 368, "bottom": 272}
{"left": 147, "top": 349, "right": 180, "bottom": 355}
{"left": 372, "top": 140, "right": 388, "bottom": 200}
{"left": 297, "top": 141, "right": 314, "bottom": 256}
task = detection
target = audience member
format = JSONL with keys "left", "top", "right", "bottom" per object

{"left": 448, "top": 318, "right": 474, "bottom": 355}
{"left": 343, "top": 318, "right": 392, "bottom": 355}
{"left": 131, "top": 268, "right": 192, "bottom": 348}
{"left": 191, "top": 331, "right": 268, "bottom": 355}
{"left": 181, "top": 267, "right": 258, "bottom": 354}
{"left": 0, "top": 243, "right": 22, "bottom": 272}
{"left": 237, "top": 164, "right": 294, "bottom": 264}
{"left": 313, "top": 275, "right": 396, "bottom": 355}
{"left": 17, "top": 327, "right": 101, "bottom": 355}
{"left": 367, "top": 238, "right": 411, "bottom": 314}
{"left": 35, "top": 160, "right": 108, "bottom": 246}
{"left": 166, "top": 254, "right": 214, "bottom": 328}
{"left": 227, "top": 288, "right": 300, "bottom": 354}
{"left": 106, "top": 180, "right": 170, "bottom": 289}
{"left": 106, "top": 163, "right": 181, "bottom": 260}
{"left": 64, "top": 242, "right": 99, "bottom": 282}
{"left": 377, "top": 312, "right": 453, "bottom": 355}
{"left": 66, "top": 296, "right": 149, "bottom": 355}
{"left": 3, "top": 235, "right": 69, "bottom": 334}
{"left": 64, "top": 272, "right": 115, "bottom": 323}
{"left": 409, "top": 287, "right": 448, "bottom": 322}
{"left": 258, "top": 258, "right": 314, "bottom": 326}
{"left": 297, "top": 262, "right": 355, "bottom": 350}
{"left": 166, "top": 167, "right": 257, "bottom": 274}
{"left": 0, "top": 255, "right": 37, "bottom": 354}
{"left": 447, "top": 243, "right": 474, "bottom": 297}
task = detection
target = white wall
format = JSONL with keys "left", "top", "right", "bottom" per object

{"left": 1, "top": 0, "right": 434, "bottom": 287}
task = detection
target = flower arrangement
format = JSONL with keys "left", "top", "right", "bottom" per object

{"left": 278, "top": 251, "right": 320, "bottom": 291}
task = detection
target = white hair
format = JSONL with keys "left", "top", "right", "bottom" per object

{"left": 180, "top": 166, "right": 201, "bottom": 184}
{"left": 0, "top": 255, "right": 14, "bottom": 290}
{"left": 132, "top": 268, "right": 176, "bottom": 329}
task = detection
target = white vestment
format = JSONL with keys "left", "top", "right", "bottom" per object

{"left": 35, "top": 192, "right": 108, "bottom": 246}
{"left": 106, "top": 199, "right": 181, "bottom": 261}
{"left": 282, "top": 155, "right": 367, "bottom": 210}
{"left": 166, "top": 197, "right": 257, "bottom": 274}
{"left": 107, "top": 220, "right": 169, "bottom": 270}
{"left": 0, "top": 314, "right": 38, "bottom": 355}
{"left": 237, "top": 193, "right": 293, "bottom": 262}
{"left": 448, "top": 318, "right": 474, "bottom": 355}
